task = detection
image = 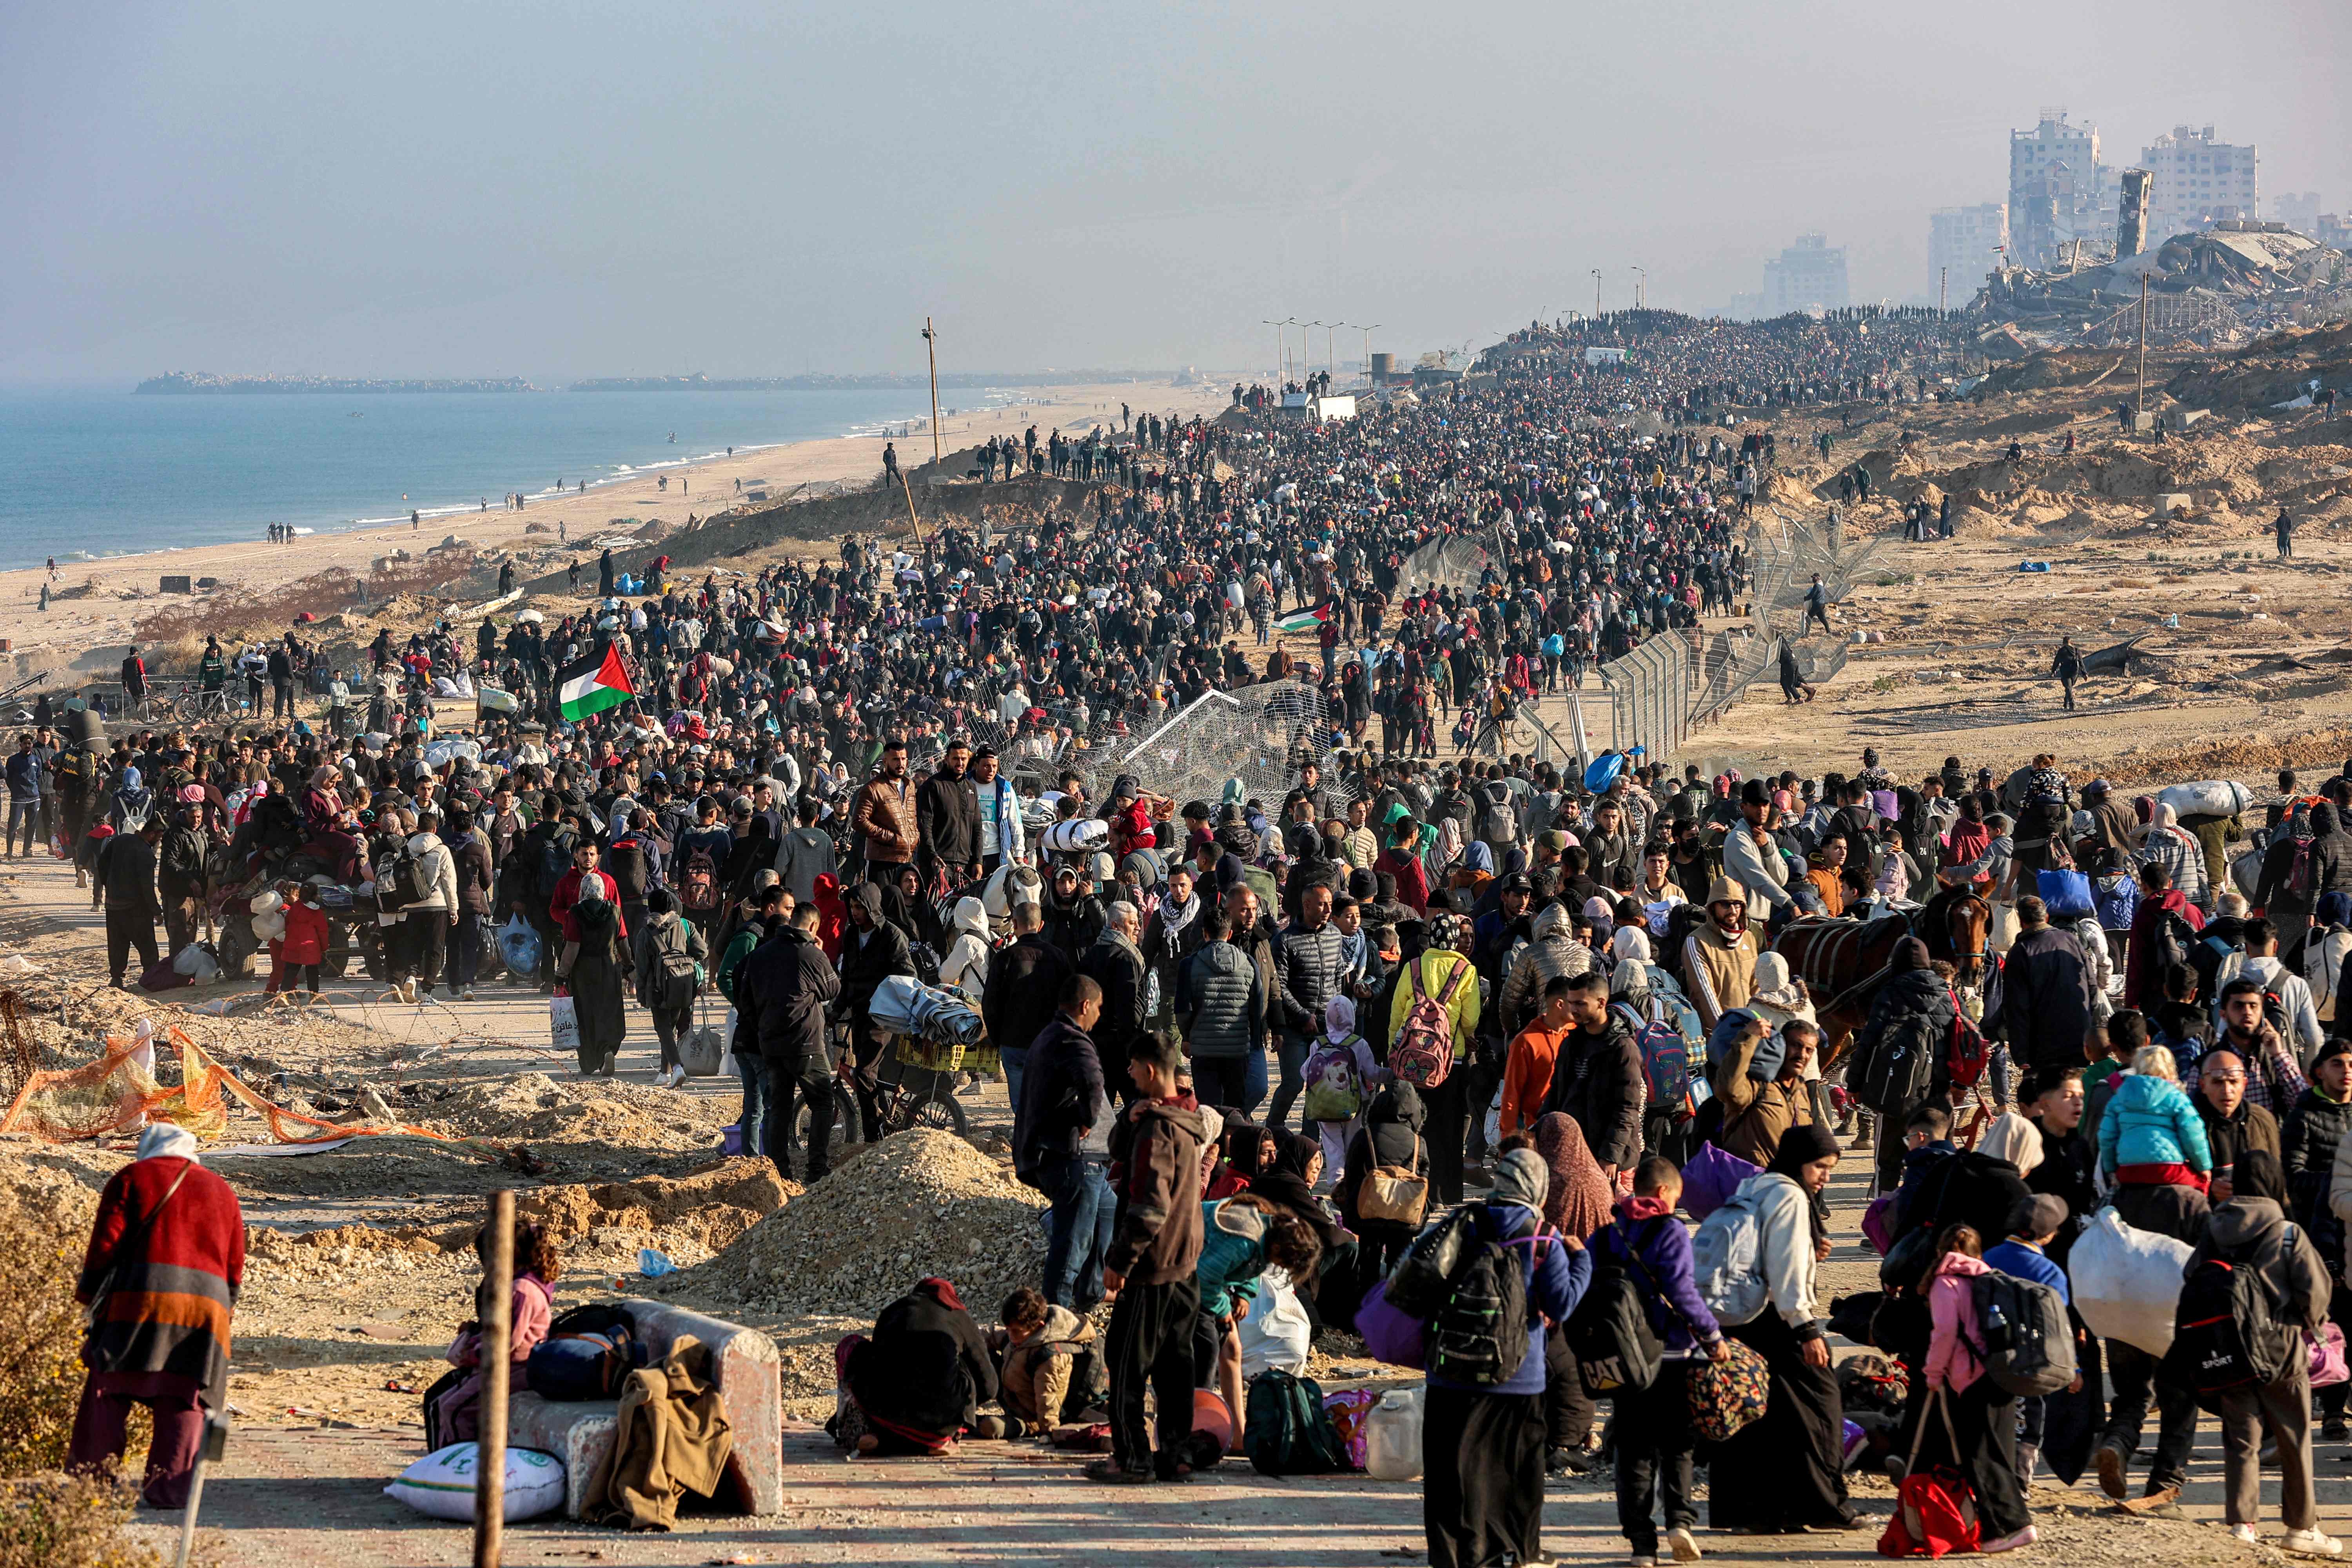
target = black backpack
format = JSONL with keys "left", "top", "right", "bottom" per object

{"left": 1241, "top": 1369, "right": 1345, "bottom": 1475}
{"left": 377, "top": 845, "right": 431, "bottom": 907}
{"left": 1968, "top": 1268, "right": 2076, "bottom": 1397}
{"left": 1386, "top": 1203, "right": 1483, "bottom": 1318}
{"left": 2161, "top": 1230, "right": 2297, "bottom": 1411}
{"left": 1563, "top": 1258, "right": 1663, "bottom": 1393}
{"left": 1428, "top": 1218, "right": 1541, "bottom": 1387}
{"left": 1851, "top": 1009, "right": 1937, "bottom": 1115}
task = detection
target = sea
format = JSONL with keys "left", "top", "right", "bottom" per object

{"left": 0, "top": 386, "right": 990, "bottom": 571}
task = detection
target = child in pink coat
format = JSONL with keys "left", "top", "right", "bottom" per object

{"left": 1917, "top": 1225, "right": 2034, "bottom": 1552}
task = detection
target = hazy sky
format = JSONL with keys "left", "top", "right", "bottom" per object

{"left": 6, "top": 0, "right": 2347, "bottom": 387}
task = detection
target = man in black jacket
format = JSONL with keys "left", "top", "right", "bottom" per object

{"left": 1269, "top": 881, "right": 1346, "bottom": 1136}
{"left": 1541, "top": 969, "right": 1644, "bottom": 1180}
{"left": 914, "top": 740, "right": 983, "bottom": 890}
{"left": 97, "top": 818, "right": 163, "bottom": 987}
{"left": 1080, "top": 903, "right": 1149, "bottom": 1101}
{"left": 158, "top": 806, "right": 209, "bottom": 955}
{"left": 1994, "top": 896, "right": 2097, "bottom": 1073}
{"left": 984, "top": 902, "right": 1073, "bottom": 1145}
{"left": 735, "top": 904, "right": 842, "bottom": 1182}
{"left": 838, "top": 880, "right": 913, "bottom": 1141}
{"left": 1016, "top": 975, "right": 1115, "bottom": 1309}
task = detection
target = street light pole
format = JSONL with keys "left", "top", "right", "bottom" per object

{"left": 1261, "top": 319, "right": 1285, "bottom": 386}
{"left": 920, "top": 318, "right": 942, "bottom": 465}
{"left": 1361, "top": 323, "right": 1380, "bottom": 378}
{"left": 1592, "top": 269, "right": 1602, "bottom": 320}
{"left": 1632, "top": 267, "right": 1646, "bottom": 311}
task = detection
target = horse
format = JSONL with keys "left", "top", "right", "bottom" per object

{"left": 1770, "top": 884, "right": 1993, "bottom": 1068}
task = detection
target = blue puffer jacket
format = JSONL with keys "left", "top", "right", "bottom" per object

{"left": 2097, "top": 1071, "right": 2212, "bottom": 1177}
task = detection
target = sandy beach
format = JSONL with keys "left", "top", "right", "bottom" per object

{"left": 0, "top": 377, "right": 1232, "bottom": 686}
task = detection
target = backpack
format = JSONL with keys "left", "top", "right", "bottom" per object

{"left": 1475, "top": 780, "right": 1518, "bottom": 846}
{"left": 1967, "top": 1268, "right": 2076, "bottom": 1397}
{"left": 1564, "top": 1251, "right": 1666, "bottom": 1394}
{"left": 1851, "top": 1008, "right": 1938, "bottom": 1116}
{"left": 1690, "top": 1182, "right": 1771, "bottom": 1327}
{"left": 1880, "top": 1391, "right": 1982, "bottom": 1559}
{"left": 679, "top": 845, "right": 721, "bottom": 913}
{"left": 377, "top": 845, "right": 432, "bottom": 907}
{"left": 1387, "top": 1205, "right": 1483, "bottom": 1318}
{"left": 657, "top": 947, "right": 701, "bottom": 1012}
{"left": 1943, "top": 1002, "right": 1990, "bottom": 1091}
{"left": 526, "top": 1323, "right": 641, "bottom": 1401}
{"left": 1427, "top": 1220, "right": 1543, "bottom": 1387}
{"left": 1388, "top": 957, "right": 1468, "bottom": 1089}
{"left": 1618, "top": 1001, "right": 1692, "bottom": 1120}
{"left": 2161, "top": 1228, "right": 2298, "bottom": 1410}
{"left": 1241, "top": 1369, "right": 1346, "bottom": 1475}
{"left": 1299, "top": 1037, "right": 1366, "bottom": 1122}
{"left": 535, "top": 831, "right": 573, "bottom": 899}
{"left": 606, "top": 838, "right": 650, "bottom": 901}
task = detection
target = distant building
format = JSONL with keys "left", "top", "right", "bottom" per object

{"left": 1762, "top": 234, "right": 1849, "bottom": 316}
{"left": 2320, "top": 213, "right": 2352, "bottom": 251}
{"left": 1927, "top": 203, "right": 2009, "bottom": 306}
{"left": 2273, "top": 190, "right": 2323, "bottom": 236}
{"left": 1723, "top": 291, "right": 1767, "bottom": 321}
{"left": 2009, "top": 108, "right": 2116, "bottom": 267}
{"left": 2140, "top": 125, "right": 2259, "bottom": 244}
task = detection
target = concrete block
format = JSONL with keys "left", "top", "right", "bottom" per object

{"left": 2154, "top": 494, "right": 2194, "bottom": 517}
{"left": 2161, "top": 408, "right": 2209, "bottom": 431}
{"left": 2130, "top": 412, "right": 2160, "bottom": 433}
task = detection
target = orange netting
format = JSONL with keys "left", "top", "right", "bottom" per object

{"left": 0, "top": 1026, "right": 471, "bottom": 1148}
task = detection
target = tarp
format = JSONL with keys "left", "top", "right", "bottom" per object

{"left": 0, "top": 1027, "right": 497, "bottom": 1150}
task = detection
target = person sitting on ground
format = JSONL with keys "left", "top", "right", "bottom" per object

{"left": 833, "top": 1276, "right": 998, "bottom": 1455}
{"left": 988, "top": 1286, "right": 1099, "bottom": 1436}
{"left": 426, "top": 1216, "right": 558, "bottom": 1447}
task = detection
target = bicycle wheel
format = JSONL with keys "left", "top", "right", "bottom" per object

{"left": 793, "top": 1083, "right": 868, "bottom": 1155}
{"left": 906, "top": 1090, "right": 967, "bottom": 1136}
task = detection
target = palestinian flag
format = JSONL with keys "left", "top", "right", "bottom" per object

{"left": 555, "top": 642, "right": 635, "bottom": 721}
{"left": 1275, "top": 602, "right": 1335, "bottom": 635}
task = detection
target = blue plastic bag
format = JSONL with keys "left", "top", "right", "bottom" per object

{"left": 497, "top": 916, "right": 543, "bottom": 977}
{"left": 2036, "top": 867, "right": 2095, "bottom": 921}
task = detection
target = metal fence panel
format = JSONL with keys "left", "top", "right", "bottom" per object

{"left": 1597, "top": 633, "right": 1690, "bottom": 766}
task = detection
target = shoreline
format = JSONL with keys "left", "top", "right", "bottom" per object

{"left": 0, "top": 377, "right": 1234, "bottom": 680}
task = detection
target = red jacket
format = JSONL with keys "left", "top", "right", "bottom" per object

{"left": 78, "top": 1156, "right": 245, "bottom": 1410}
{"left": 273, "top": 900, "right": 328, "bottom": 966}
{"left": 2124, "top": 887, "right": 2206, "bottom": 1008}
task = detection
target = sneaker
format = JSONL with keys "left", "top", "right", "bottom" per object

{"left": 1981, "top": 1526, "right": 2038, "bottom": 1554}
{"left": 2326, "top": 1419, "right": 2350, "bottom": 1443}
{"left": 460, "top": 987, "right": 475, "bottom": 1002}
{"left": 1664, "top": 1526, "right": 1702, "bottom": 1562}
{"left": 1630, "top": 1556, "right": 1657, "bottom": 1567}
{"left": 2234, "top": 1525, "right": 2264, "bottom": 1546}
{"left": 2285, "top": 1529, "right": 2344, "bottom": 1558}
{"left": 2094, "top": 1440, "right": 2128, "bottom": 1501}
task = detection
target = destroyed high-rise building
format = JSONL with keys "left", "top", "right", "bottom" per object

{"left": 1928, "top": 203, "right": 2009, "bottom": 305}
{"left": 2140, "top": 125, "right": 2260, "bottom": 245}
{"left": 2008, "top": 108, "right": 2118, "bottom": 267}
{"left": 2117, "top": 169, "right": 2154, "bottom": 258}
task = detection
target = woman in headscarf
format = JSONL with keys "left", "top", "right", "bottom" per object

{"left": 835, "top": 1276, "right": 998, "bottom": 1456}
{"left": 1253, "top": 1131, "right": 1357, "bottom": 1332}
{"left": 1526, "top": 1115, "right": 1613, "bottom": 1474}
{"left": 1338, "top": 1081, "right": 1428, "bottom": 1289}
{"left": 109, "top": 766, "right": 153, "bottom": 835}
{"left": 1709, "top": 1122, "right": 1857, "bottom": 1535}
{"left": 554, "top": 873, "right": 630, "bottom": 1075}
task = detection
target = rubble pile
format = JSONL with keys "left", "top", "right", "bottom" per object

{"left": 664, "top": 1129, "right": 1046, "bottom": 1321}
{"left": 416, "top": 1071, "right": 731, "bottom": 1171}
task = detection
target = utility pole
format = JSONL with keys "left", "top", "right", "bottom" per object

{"left": 1592, "top": 269, "right": 1602, "bottom": 320}
{"left": 1633, "top": 266, "right": 1646, "bottom": 310}
{"left": 921, "top": 318, "right": 942, "bottom": 465}
{"left": 2137, "top": 273, "right": 2149, "bottom": 421}
{"left": 1939, "top": 267, "right": 1948, "bottom": 314}
{"left": 474, "top": 1189, "right": 514, "bottom": 1568}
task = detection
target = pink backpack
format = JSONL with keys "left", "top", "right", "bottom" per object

{"left": 1388, "top": 958, "right": 1467, "bottom": 1089}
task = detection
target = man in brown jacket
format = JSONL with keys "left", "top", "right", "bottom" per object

{"left": 1681, "top": 876, "right": 1760, "bottom": 1029}
{"left": 1713, "top": 1016, "right": 1822, "bottom": 1167}
{"left": 851, "top": 739, "right": 917, "bottom": 883}
{"left": 1094, "top": 1030, "right": 1207, "bottom": 1483}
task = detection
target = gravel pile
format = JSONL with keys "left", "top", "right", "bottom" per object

{"left": 665, "top": 1129, "right": 1047, "bottom": 1321}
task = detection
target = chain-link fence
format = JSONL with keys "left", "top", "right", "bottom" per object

{"left": 1398, "top": 532, "right": 1498, "bottom": 593}
{"left": 1786, "top": 636, "right": 1850, "bottom": 686}
{"left": 1689, "top": 625, "right": 1780, "bottom": 726}
{"left": 1597, "top": 633, "right": 1690, "bottom": 765}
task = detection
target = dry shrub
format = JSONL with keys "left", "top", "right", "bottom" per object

{"left": 0, "top": 1472, "right": 188, "bottom": 1568}
{"left": 133, "top": 568, "right": 360, "bottom": 646}
{"left": 0, "top": 1176, "right": 101, "bottom": 1479}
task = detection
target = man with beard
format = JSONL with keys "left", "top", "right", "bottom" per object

{"left": 1680, "top": 877, "right": 1759, "bottom": 1031}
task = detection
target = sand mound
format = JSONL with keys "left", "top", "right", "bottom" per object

{"left": 417, "top": 1071, "right": 728, "bottom": 1159}
{"left": 663, "top": 1129, "right": 1045, "bottom": 1320}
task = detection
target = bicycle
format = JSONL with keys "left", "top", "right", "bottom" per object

{"left": 786, "top": 1029, "right": 969, "bottom": 1156}
{"left": 177, "top": 684, "right": 239, "bottom": 725}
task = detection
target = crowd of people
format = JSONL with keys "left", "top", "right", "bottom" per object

{"left": 58, "top": 308, "right": 2352, "bottom": 1562}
